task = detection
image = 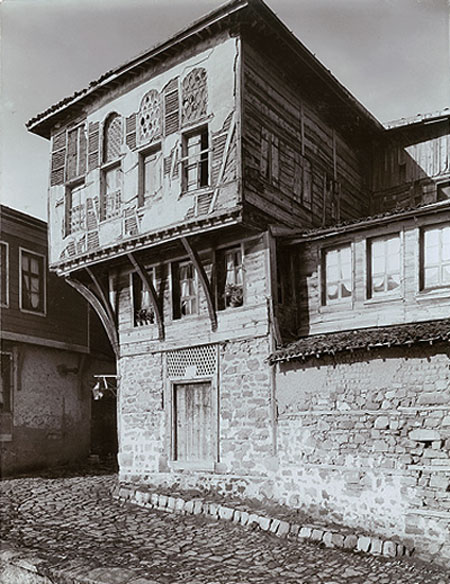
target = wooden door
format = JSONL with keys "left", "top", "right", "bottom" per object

{"left": 174, "top": 381, "right": 214, "bottom": 462}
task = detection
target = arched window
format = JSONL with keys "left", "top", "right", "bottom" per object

{"left": 103, "top": 113, "right": 122, "bottom": 163}
{"left": 182, "top": 68, "right": 207, "bottom": 125}
{"left": 138, "top": 90, "right": 161, "bottom": 145}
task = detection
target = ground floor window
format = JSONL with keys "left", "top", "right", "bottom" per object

{"left": 0, "top": 351, "right": 13, "bottom": 440}
{"left": 172, "top": 381, "right": 215, "bottom": 464}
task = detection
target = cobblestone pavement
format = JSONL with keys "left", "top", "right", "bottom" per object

{"left": 0, "top": 468, "right": 448, "bottom": 584}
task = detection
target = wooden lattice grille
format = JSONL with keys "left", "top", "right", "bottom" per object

{"left": 104, "top": 114, "right": 122, "bottom": 163}
{"left": 167, "top": 344, "right": 217, "bottom": 378}
{"left": 139, "top": 90, "right": 162, "bottom": 145}
{"left": 182, "top": 68, "right": 207, "bottom": 125}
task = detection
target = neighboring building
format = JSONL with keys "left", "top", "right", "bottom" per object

{"left": 26, "top": 0, "right": 449, "bottom": 564}
{"left": 0, "top": 206, "right": 115, "bottom": 475}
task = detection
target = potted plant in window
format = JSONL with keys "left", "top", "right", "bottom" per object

{"left": 225, "top": 283, "right": 243, "bottom": 308}
{"left": 135, "top": 307, "right": 155, "bottom": 326}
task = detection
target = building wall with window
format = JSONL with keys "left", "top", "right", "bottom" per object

{"left": 293, "top": 205, "right": 450, "bottom": 337}
{"left": 46, "top": 35, "right": 240, "bottom": 269}
{"left": 0, "top": 206, "right": 115, "bottom": 475}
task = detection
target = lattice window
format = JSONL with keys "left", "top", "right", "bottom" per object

{"left": 138, "top": 90, "right": 162, "bottom": 145}
{"left": 182, "top": 68, "right": 207, "bottom": 126}
{"left": 103, "top": 114, "right": 122, "bottom": 163}
{"left": 167, "top": 344, "right": 218, "bottom": 378}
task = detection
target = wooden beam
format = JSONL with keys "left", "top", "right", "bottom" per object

{"left": 86, "top": 267, "right": 117, "bottom": 327}
{"left": 181, "top": 237, "right": 217, "bottom": 332}
{"left": 127, "top": 252, "right": 164, "bottom": 340}
{"left": 65, "top": 277, "right": 119, "bottom": 358}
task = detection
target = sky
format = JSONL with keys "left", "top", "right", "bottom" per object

{"left": 1, "top": 0, "right": 449, "bottom": 221}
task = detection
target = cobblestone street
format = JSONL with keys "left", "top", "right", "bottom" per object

{"left": 0, "top": 467, "right": 448, "bottom": 584}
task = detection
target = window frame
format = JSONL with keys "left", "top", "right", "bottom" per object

{"left": 178, "top": 260, "right": 198, "bottom": 318}
{"left": 138, "top": 143, "right": 163, "bottom": 207}
{"left": 420, "top": 223, "right": 450, "bottom": 291}
{"left": 217, "top": 245, "right": 244, "bottom": 311}
{"left": 0, "top": 241, "right": 9, "bottom": 308}
{"left": 66, "top": 123, "right": 87, "bottom": 182}
{"left": 366, "top": 233, "right": 402, "bottom": 300}
{"left": 180, "top": 125, "right": 210, "bottom": 193}
{"left": 19, "top": 247, "right": 46, "bottom": 316}
{"left": 130, "top": 267, "right": 157, "bottom": 327}
{"left": 100, "top": 161, "right": 122, "bottom": 222}
{"left": 65, "top": 180, "right": 85, "bottom": 236}
{"left": 321, "top": 243, "right": 353, "bottom": 306}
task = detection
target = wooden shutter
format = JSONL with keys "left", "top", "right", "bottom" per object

{"left": 88, "top": 121, "right": 100, "bottom": 171}
{"left": 174, "top": 382, "right": 213, "bottom": 462}
{"left": 125, "top": 113, "right": 137, "bottom": 150}
{"left": 302, "top": 156, "right": 312, "bottom": 209}
{"left": 164, "top": 78, "right": 180, "bottom": 136}
{"left": 50, "top": 130, "right": 66, "bottom": 186}
{"left": 79, "top": 125, "right": 87, "bottom": 175}
{"left": 260, "top": 128, "right": 270, "bottom": 179}
{"left": 171, "top": 262, "right": 181, "bottom": 319}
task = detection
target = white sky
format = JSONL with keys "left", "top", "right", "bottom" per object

{"left": 1, "top": 0, "right": 449, "bottom": 221}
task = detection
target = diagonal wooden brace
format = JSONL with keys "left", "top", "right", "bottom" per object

{"left": 127, "top": 252, "right": 164, "bottom": 340}
{"left": 181, "top": 236, "right": 217, "bottom": 332}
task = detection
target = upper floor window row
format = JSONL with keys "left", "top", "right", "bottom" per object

{"left": 322, "top": 223, "right": 450, "bottom": 305}
{"left": 129, "top": 245, "right": 244, "bottom": 328}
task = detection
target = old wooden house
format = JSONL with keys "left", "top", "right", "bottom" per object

{"left": 27, "top": 0, "right": 449, "bottom": 563}
{"left": 0, "top": 206, "right": 115, "bottom": 475}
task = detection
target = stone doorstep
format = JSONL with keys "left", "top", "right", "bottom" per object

{"left": 114, "top": 485, "right": 414, "bottom": 561}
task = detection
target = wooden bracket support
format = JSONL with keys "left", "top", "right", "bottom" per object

{"left": 65, "top": 277, "right": 119, "bottom": 358}
{"left": 127, "top": 252, "right": 164, "bottom": 340}
{"left": 181, "top": 236, "right": 217, "bottom": 332}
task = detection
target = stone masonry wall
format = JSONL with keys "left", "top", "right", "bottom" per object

{"left": 1, "top": 344, "right": 92, "bottom": 475}
{"left": 273, "top": 344, "right": 450, "bottom": 564}
{"left": 118, "top": 337, "right": 274, "bottom": 497}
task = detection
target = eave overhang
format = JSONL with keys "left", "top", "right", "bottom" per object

{"left": 53, "top": 207, "right": 243, "bottom": 276}
{"left": 269, "top": 319, "right": 450, "bottom": 364}
{"left": 26, "top": 0, "right": 383, "bottom": 141}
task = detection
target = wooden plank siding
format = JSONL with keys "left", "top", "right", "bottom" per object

{"left": 1, "top": 208, "right": 89, "bottom": 349}
{"left": 241, "top": 41, "right": 369, "bottom": 230}
{"left": 114, "top": 232, "right": 270, "bottom": 356}
{"left": 293, "top": 209, "right": 450, "bottom": 337}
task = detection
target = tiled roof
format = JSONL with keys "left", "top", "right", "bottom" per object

{"left": 269, "top": 319, "right": 450, "bottom": 364}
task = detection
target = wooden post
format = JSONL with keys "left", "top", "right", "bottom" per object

{"left": 127, "top": 252, "right": 164, "bottom": 340}
{"left": 181, "top": 236, "right": 217, "bottom": 331}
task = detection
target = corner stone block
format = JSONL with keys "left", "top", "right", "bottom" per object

{"left": 118, "top": 487, "right": 131, "bottom": 500}
{"left": 323, "top": 531, "right": 334, "bottom": 548}
{"left": 193, "top": 501, "right": 203, "bottom": 515}
{"left": 184, "top": 501, "right": 194, "bottom": 514}
{"left": 269, "top": 518, "right": 280, "bottom": 534}
{"left": 247, "top": 513, "right": 260, "bottom": 528}
{"left": 357, "top": 536, "right": 371, "bottom": 552}
{"left": 383, "top": 541, "right": 397, "bottom": 557}
{"left": 395, "top": 544, "right": 406, "bottom": 557}
{"left": 232, "top": 510, "right": 241, "bottom": 523}
{"left": 151, "top": 493, "right": 159, "bottom": 507}
{"left": 311, "top": 529, "right": 324, "bottom": 542}
{"left": 343, "top": 535, "right": 358, "bottom": 549}
{"left": 158, "top": 495, "right": 168, "bottom": 508}
{"left": 167, "top": 497, "right": 177, "bottom": 510}
{"left": 409, "top": 429, "right": 440, "bottom": 442}
{"left": 208, "top": 503, "right": 220, "bottom": 518}
{"left": 276, "top": 521, "right": 291, "bottom": 538}
{"left": 218, "top": 506, "right": 235, "bottom": 521}
{"left": 258, "top": 516, "right": 271, "bottom": 531}
{"left": 175, "top": 498, "right": 186, "bottom": 513}
{"left": 370, "top": 538, "right": 383, "bottom": 555}
{"left": 331, "top": 534, "right": 345, "bottom": 548}
{"left": 298, "top": 527, "right": 312, "bottom": 539}
{"left": 239, "top": 511, "right": 249, "bottom": 526}
{"left": 289, "top": 524, "right": 300, "bottom": 537}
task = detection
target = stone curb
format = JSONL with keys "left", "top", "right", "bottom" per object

{"left": 113, "top": 484, "right": 414, "bottom": 561}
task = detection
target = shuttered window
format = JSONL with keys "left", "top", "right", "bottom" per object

{"left": 66, "top": 182, "right": 85, "bottom": 235}
{"left": 217, "top": 246, "right": 243, "bottom": 310}
{"left": 66, "top": 125, "right": 87, "bottom": 181}
{"left": 139, "top": 147, "right": 162, "bottom": 206}
{"left": 132, "top": 268, "right": 156, "bottom": 326}
{"left": 164, "top": 78, "right": 180, "bottom": 136}
{"left": 260, "top": 128, "right": 280, "bottom": 186}
{"left": 173, "top": 381, "right": 214, "bottom": 463}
